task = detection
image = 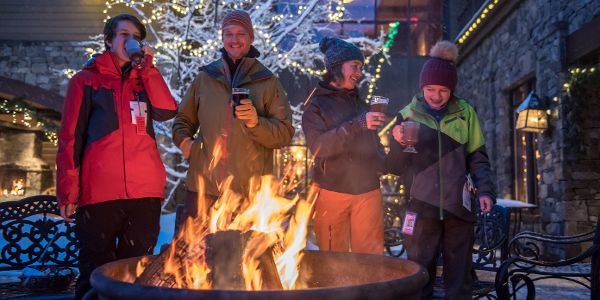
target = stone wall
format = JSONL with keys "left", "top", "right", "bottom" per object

{"left": 0, "top": 41, "right": 88, "bottom": 199}
{"left": 0, "top": 127, "right": 53, "bottom": 197}
{"left": 456, "top": 0, "right": 600, "bottom": 257}
{"left": 563, "top": 71, "right": 600, "bottom": 250}
{"left": 0, "top": 41, "right": 89, "bottom": 96}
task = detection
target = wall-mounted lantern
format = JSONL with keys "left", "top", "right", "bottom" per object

{"left": 515, "top": 91, "right": 548, "bottom": 133}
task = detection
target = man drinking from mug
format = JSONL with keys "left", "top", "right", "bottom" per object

{"left": 172, "top": 10, "right": 294, "bottom": 219}
{"left": 56, "top": 13, "right": 177, "bottom": 299}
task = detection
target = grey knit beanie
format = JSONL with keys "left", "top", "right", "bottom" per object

{"left": 319, "top": 37, "right": 364, "bottom": 72}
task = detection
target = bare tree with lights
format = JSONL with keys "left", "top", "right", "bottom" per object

{"left": 67, "top": 0, "right": 388, "bottom": 207}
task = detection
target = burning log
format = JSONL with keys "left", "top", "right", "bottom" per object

{"left": 135, "top": 227, "right": 282, "bottom": 290}
{"left": 257, "top": 247, "right": 283, "bottom": 290}
{"left": 205, "top": 230, "right": 250, "bottom": 289}
{"left": 134, "top": 232, "right": 199, "bottom": 288}
{"left": 136, "top": 176, "right": 318, "bottom": 291}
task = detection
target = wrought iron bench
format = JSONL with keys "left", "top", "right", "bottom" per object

{"left": 0, "top": 195, "right": 78, "bottom": 299}
{"left": 494, "top": 218, "right": 599, "bottom": 299}
{"left": 382, "top": 196, "right": 406, "bottom": 258}
{"left": 470, "top": 204, "right": 511, "bottom": 299}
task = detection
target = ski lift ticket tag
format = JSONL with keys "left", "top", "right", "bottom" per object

{"left": 402, "top": 211, "right": 418, "bottom": 236}
{"left": 130, "top": 101, "right": 148, "bottom": 135}
{"left": 130, "top": 101, "right": 148, "bottom": 125}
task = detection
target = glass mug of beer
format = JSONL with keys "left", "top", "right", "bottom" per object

{"left": 370, "top": 95, "right": 389, "bottom": 113}
{"left": 232, "top": 88, "right": 250, "bottom": 117}
{"left": 402, "top": 120, "right": 420, "bottom": 153}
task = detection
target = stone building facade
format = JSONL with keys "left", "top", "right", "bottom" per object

{"left": 0, "top": 41, "right": 89, "bottom": 199}
{"left": 0, "top": 41, "right": 88, "bottom": 96}
{"left": 0, "top": 0, "right": 105, "bottom": 200}
{"left": 455, "top": 0, "right": 600, "bottom": 257}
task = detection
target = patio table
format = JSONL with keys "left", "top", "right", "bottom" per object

{"left": 496, "top": 198, "right": 537, "bottom": 238}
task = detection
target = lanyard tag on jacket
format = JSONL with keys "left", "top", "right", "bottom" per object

{"left": 130, "top": 98, "right": 148, "bottom": 135}
{"left": 401, "top": 211, "right": 417, "bottom": 236}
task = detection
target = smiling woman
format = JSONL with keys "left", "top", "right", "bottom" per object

{"left": 302, "top": 37, "right": 386, "bottom": 256}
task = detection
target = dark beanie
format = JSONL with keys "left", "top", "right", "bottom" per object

{"left": 222, "top": 10, "right": 254, "bottom": 40}
{"left": 419, "top": 41, "right": 459, "bottom": 91}
{"left": 319, "top": 37, "right": 364, "bottom": 71}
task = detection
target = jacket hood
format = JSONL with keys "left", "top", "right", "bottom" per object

{"left": 202, "top": 54, "right": 273, "bottom": 88}
{"left": 314, "top": 81, "right": 360, "bottom": 98}
{"left": 406, "top": 93, "right": 465, "bottom": 116}
{"left": 83, "top": 52, "right": 123, "bottom": 78}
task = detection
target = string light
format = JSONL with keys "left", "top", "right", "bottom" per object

{"left": 365, "top": 21, "right": 399, "bottom": 102}
{"left": 0, "top": 98, "right": 59, "bottom": 146}
{"left": 456, "top": 0, "right": 500, "bottom": 45}
{"left": 99, "top": 0, "right": 355, "bottom": 77}
{"left": 563, "top": 66, "right": 597, "bottom": 93}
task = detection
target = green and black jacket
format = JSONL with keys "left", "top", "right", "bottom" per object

{"left": 386, "top": 94, "right": 496, "bottom": 221}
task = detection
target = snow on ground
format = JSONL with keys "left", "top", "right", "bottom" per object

{"left": 154, "top": 212, "right": 175, "bottom": 254}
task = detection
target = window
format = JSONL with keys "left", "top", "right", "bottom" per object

{"left": 510, "top": 81, "right": 540, "bottom": 204}
{"left": 311, "top": 0, "right": 443, "bottom": 56}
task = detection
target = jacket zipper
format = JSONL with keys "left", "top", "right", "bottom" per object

{"left": 435, "top": 106, "right": 465, "bottom": 220}
{"left": 435, "top": 119, "right": 443, "bottom": 220}
{"left": 411, "top": 106, "right": 447, "bottom": 220}
{"left": 120, "top": 75, "right": 129, "bottom": 198}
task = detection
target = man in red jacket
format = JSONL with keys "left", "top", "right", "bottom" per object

{"left": 55, "top": 14, "right": 177, "bottom": 299}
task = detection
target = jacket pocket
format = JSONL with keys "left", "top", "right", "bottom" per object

{"left": 188, "top": 139, "right": 202, "bottom": 164}
{"left": 320, "top": 160, "right": 326, "bottom": 175}
{"left": 443, "top": 116, "right": 469, "bottom": 145}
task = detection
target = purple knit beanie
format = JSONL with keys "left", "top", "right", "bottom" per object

{"left": 222, "top": 10, "right": 254, "bottom": 40}
{"left": 419, "top": 41, "right": 459, "bottom": 91}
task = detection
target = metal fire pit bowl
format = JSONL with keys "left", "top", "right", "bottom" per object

{"left": 90, "top": 250, "right": 428, "bottom": 300}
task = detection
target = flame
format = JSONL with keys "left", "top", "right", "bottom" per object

{"left": 275, "top": 184, "right": 318, "bottom": 289}
{"left": 208, "top": 137, "right": 223, "bottom": 172}
{"left": 156, "top": 142, "right": 314, "bottom": 290}
{"left": 241, "top": 232, "right": 272, "bottom": 290}
{"left": 163, "top": 216, "right": 212, "bottom": 289}
{"left": 121, "top": 256, "right": 151, "bottom": 283}
{"left": 136, "top": 256, "right": 150, "bottom": 277}
{"left": 3, "top": 178, "right": 26, "bottom": 197}
{"left": 231, "top": 176, "right": 297, "bottom": 233}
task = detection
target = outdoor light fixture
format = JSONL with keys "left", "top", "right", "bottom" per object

{"left": 515, "top": 91, "right": 548, "bottom": 133}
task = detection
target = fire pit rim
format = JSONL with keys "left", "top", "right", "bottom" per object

{"left": 90, "top": 251, "right": 429, "bottom": 300}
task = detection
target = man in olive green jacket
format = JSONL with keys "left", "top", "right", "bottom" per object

{"left": 172, "top": 10, "right": 294, "bottom": 215}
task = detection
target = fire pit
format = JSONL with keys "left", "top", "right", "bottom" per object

{"left": 88, "top": 176, "right": 427, "bottom": 299}
{"left": 90, "top": 250, "right": 427, "bottom": 300}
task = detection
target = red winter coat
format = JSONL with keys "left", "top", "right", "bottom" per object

{"left": 56, "top": 51, "right": 177, "bottom": 207}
